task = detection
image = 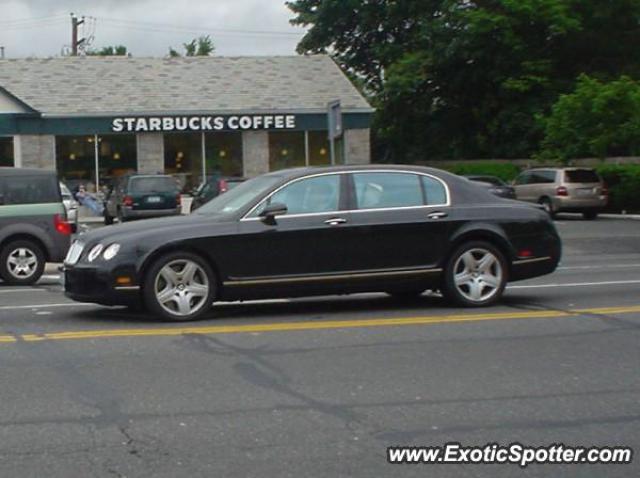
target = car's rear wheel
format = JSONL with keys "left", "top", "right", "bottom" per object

{"left": 143, "top": 252, "right": 215, "bottom": 321}
{"left": 104, "top": 208, "right": 114, "bottom": 225}
{"left": 0, "top": 239, "right": 46, "bottom": 285}
{"left": 117, "top": 208, "right": 128, "bottom": 223}
{"left": 442, "top": 241, "right": 507, "bottom": 307}
{"left": 583, "top": 210, "right": 598, "bottom": 220}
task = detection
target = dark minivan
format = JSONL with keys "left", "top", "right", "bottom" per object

{"left": 0, "top": 168, "right": 73, "bottom": 284}
{"left": 104, "top": 174, "right": 181, "bottom": 224}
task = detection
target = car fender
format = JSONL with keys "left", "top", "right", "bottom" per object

{"left": 0, "top": 223, "right": 56, "bottom": 260}
{"left": 446, "top": 222, "right": 516, "bottom": 266}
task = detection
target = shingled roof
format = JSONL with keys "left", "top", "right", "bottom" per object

{"left": 0, "top": 55, "right": 372, "bottom": 116}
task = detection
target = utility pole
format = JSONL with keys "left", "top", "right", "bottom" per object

{"left": 70, "top": 13, "right": 85, "bottom": 56}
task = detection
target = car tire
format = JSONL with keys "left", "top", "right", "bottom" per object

{"left": 583, "top": 210, "right": 598, "bottom": 220}
{"left": 442, "top": 241, "right": 507, "bottom": 307}
{"left": 104, "top": 209, "right": 114, "bottom": 225}
{"left": 539, "top": 197, "right": 556, "bottom": 218}
{"left": 0, "top": 239, "right": 46, "bottom": 286}
{"left": 117, "top": 208, "right": 127, "bottom": 223}
{"left": 386, "top": 289, "right": 426, "bottom": 299}
{"left": 143, "top": 252, "right": 216, "bottom": 322}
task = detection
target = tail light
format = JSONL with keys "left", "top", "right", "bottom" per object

{"left": 218, "top": 179, "right": 229, "bottom": 194}
{"left": 176, "top": 194, "right": 182, "bottom": 206}
{"left": 123, "top": 195, "right": 134, "bottom": 207}
{"left": 556, "top": 186, "right": 568, "bottom": 197}
{"left": 602, "top": 184, "right": 609, "bottom": 196}
{"left": 54, "top": 214, "right": 72, "bottom": 236}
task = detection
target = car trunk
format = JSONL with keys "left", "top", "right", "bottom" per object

{"left": 563, "top": 170, "right": 603, "bottom": 198}
{"left": 127, "top": 177, "right": 179, "bottom": 210}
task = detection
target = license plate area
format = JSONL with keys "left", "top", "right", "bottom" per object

{"left": 146, "top": 196, "right": 162, "bottom": 203}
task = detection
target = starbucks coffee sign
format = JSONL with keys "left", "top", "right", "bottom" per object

{"left": 111, "top": 114, "right": 297, "bottom": 133}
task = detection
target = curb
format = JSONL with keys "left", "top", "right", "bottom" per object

{"left": 599, "top": 214, "right": 640, "bottom": 220}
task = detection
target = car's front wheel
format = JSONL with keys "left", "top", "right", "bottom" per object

{"left": 143, "top": 252, "right": 215, "bottom": 321}
{"left": 442, "top": 241, "right": 507, "bottom": 307}
{"left": 0, "top": 239, "right": 46, "bottom": 285}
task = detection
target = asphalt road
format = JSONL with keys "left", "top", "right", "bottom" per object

{"left": 0, "top": 215, "right": 639, "bottom": 477}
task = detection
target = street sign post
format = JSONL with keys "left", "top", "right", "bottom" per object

{"left": 327, "top": 100, "right": 342, "bottom": 165}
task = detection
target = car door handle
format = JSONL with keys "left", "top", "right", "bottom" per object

{"left": 324, "top": 217, "right": 347, "bottom": 226}
{"left": 427, "top": 212, "right": 448, "bottom": 220}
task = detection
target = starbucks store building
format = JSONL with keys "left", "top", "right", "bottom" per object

{"left": 0, "top": 55, "right": 372, "bottom": 191}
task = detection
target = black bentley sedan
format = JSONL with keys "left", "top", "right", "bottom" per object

{"left": 63, "top": 166, "right": 561, "bottom": 321}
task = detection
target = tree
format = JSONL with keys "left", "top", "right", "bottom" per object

{"left": 86, "top": 45, "right": 128, "bottom": 56}
{"left": 288, "top": 0, "right": 640, "bottom": 161}
{"left": 539, "top": 75, "right": 640, "bottom": 160}
{"left": 168, "top": 35, "right": 215, "bottom": 57}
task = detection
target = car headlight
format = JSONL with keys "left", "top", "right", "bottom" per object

{"left": 87, "top": 244, "right": 104, "bottom": 262}
{"left": 103, "top": 243, "right": 120, "bottom": 261}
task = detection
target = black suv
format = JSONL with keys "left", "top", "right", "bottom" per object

{"left": 104, "top": 174, "right": 182, "bottom": 224}
{"left": 0, "top": 168, "right": 73, "bottom": 284}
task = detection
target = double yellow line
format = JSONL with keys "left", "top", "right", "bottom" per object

{"left": 0, "top": 304, "right": 638, "bottom": 345}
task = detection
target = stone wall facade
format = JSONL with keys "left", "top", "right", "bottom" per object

{"left": 242, "top": 131, "right": 270, "bottom": 177}
{"left": 136, "top": 133, "right": 164, "bottom": 174}
{"left": 13, "top": 135, "right": 56, "bottom": 170}
{"left": 344, "top": 129, "right": 371, "bottom": 165}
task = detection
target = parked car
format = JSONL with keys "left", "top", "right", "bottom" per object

{"left": 0, "top": 168, "right": 73, "bottom": 285}
{"left": 64, "top": 165, "right": 561, "bottom": 321}
{"left": 513, "top": 168, "right": 607, "bottom": 219}
{"left": 60, "top": 182, "right": 79, "bottom": 225}
{"left": 463, "top": 175, "right": 517, "bottom": 199}
{"left": 190, "top": 176, "right": 246, "bottom": 211}
{"left": 103, "top": 174, "right": 181, "bottom": 225}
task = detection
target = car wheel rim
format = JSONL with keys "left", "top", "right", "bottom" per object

{"left": 453, "top": 248, "right": 503, "bottom": 303}
{"left": 7, "top": 247, "right": 38, "bottom": 280}
{"left": 154, "top": 259, "right": 209, "bottom": 317}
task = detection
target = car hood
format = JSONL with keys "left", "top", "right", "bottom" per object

{"left": 77, "top": 213, "right": 236, "bottom": 246}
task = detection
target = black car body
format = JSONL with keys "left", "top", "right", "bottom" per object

{"left": 64, "top": 166, "right": 561, "bottom": 321}
{"left": 190, "top": 176, "right": 246, "bottom": 211}
{"left": 103, "top": 174, "right": 181, "bottom": 224}
{"left": 463, "top": 175, "right": 517, "bottom": 199}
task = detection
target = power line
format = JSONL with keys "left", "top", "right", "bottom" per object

{"left": 98, "top": 17, "right": 305, "bottom": 37}
{"left": 0, "top": 14, "right": 67, "bottom": 26}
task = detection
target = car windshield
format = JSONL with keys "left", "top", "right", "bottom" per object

{"left": 565, "top": 169, "right": 599, "bottom": 183}
{"left": 196, "top": 175, "right": 283, "bottom": 216}
{"left": 129, "top": 176, "right": 177, "bottom": 193}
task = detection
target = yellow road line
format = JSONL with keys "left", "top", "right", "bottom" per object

{"left": 11, "top": 304, "right": 640, "bottom": 344}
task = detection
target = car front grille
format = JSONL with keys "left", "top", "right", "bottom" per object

{"left": 64, "top": 241, "right": 84, "bottom": 265}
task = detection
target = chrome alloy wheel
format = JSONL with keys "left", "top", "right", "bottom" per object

{"left": 154, "top": 259, "right": 210, "bottom": 317}
{"left": 453, "top": 248, "right": 503, "bottom": 303}
{"left": 7, "top": 247, "right": 38, "bottom": 280}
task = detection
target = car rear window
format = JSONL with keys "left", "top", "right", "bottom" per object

{"left": 129, "top": 176, "right": 177, "bottom": 193}
{"left": 0, "top": 174, "right": 60, "bottom": 205}
{"left": 565, "top": 170, "right": 599, "bottom": 183}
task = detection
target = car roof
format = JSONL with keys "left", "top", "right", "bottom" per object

{"left": 0, "top": 167, "right": 57, "bottom": 176}
{"left": 262, "top": 164, "right": 459, "bottom": 180}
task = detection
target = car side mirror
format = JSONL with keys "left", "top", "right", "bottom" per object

{"left": 259, "top": 202, "right": 287, "bottom": 225}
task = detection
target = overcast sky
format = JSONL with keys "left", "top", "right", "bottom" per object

{"left": 0, "top": 0, "right": 307, "bottom": 58}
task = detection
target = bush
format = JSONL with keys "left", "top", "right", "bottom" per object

{"left": 445, "top": 162, "right": 521, "bottom": 182}
{"left": 595, "top": 164, "right": 640, "bottom": 212}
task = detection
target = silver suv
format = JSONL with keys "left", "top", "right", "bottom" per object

{"left": 513, "top": 168, "right": 607, "bottom": 219}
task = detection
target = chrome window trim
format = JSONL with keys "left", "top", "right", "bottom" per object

{"left": 240, "top": 169, "right": 451, "bottom": 222}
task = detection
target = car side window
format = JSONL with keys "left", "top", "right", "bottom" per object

{"left": 353, "top": 172, "right": 423, "bottom": 210}
{"left": 515, "top": 172, "right": 530, "bottom": 185}
{"left": 421, "top": 175, "right": 448, "bottom": 206}
{"left": 1, "top": 175, "right": 59, "bottom": 205}
{"left": 253, "top": 174, "right": 340, "bottom": 217}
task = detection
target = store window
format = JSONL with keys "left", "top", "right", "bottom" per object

{"left": 269, "top": 132, "right": 305, "bottom": 171}
{"left": 204, "top": 132, "right": 243, "bottom": 177}
{"left": 56, "top": 135, "right": 136, "bottom": 192}
{"left": 0, "top": 137, "right": 13, "bottom": 167}
{"left": 308, "top": 131, "right": 330, "bottom": 166}
{"left": 164, "top": 133, "right": 203, "bottom": 192}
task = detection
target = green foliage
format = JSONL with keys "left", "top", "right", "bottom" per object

{"left": 86, "top": 45, "right": 128, "bottom": 56}
{"left": 595, "top": 164, "right": 640, "bottom": 212}
{"left": 445, "top": 162, "right": 521, "bottom": 181}
{"left": 168, "top": 36, "right": 215, "bottom": 57}
{"left": 287, "top": 0, "right": 640, "bottom": 161}
{"left": 539, "top": 75, "right": 640, "bottom": 161}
